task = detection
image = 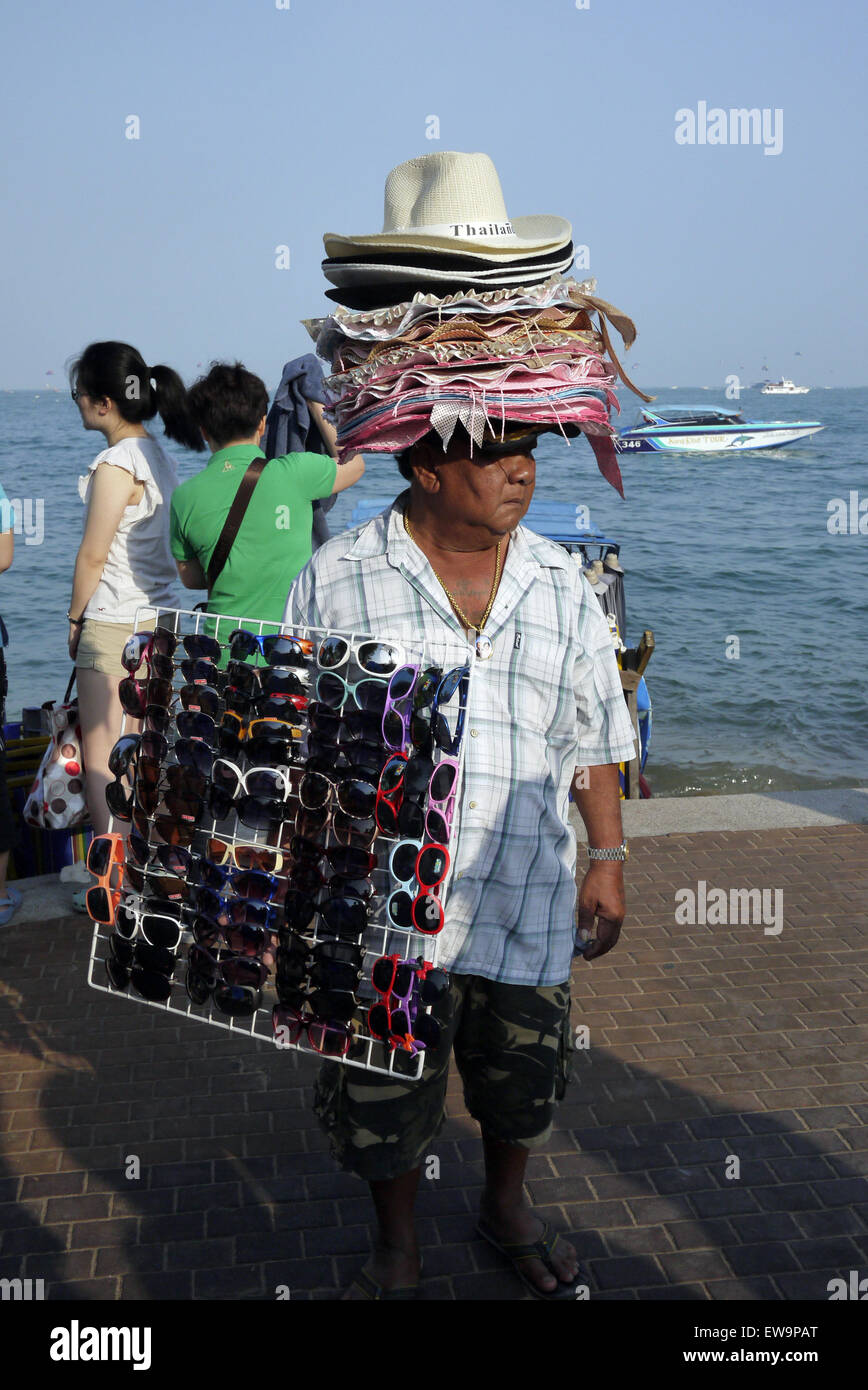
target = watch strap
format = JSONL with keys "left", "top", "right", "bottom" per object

{"left": 587, "top": 841, "right": 628, "bottom": 862}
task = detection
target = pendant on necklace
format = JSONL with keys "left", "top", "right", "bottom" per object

{"left": 475, "top": 632, "right": 493, "bottom": 661}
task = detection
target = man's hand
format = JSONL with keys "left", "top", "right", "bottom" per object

{"left": 576, "top": 862, "right": 625, "bottom": 961}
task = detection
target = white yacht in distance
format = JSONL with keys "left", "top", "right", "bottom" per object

{"left": 761, "top": 378, "right": 810, "bottom": 394}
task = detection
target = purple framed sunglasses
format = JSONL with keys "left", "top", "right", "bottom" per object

{"left": 382, "top": 664, "right": 420, "bottom": 751}
{"left": 424, "top": 758, "right": 460, "bottom": 842}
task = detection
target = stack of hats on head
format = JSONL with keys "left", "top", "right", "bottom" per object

{"left": 306, "top": 152, "right": 650, "bottom": 497}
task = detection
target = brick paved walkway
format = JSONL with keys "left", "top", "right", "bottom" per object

{"left": 0, "top": 822, "right": 866, "bottom": 1300}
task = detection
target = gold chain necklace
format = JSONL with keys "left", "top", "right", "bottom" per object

{"left": 403, "top": 508, "right": 502, "bottom": 655}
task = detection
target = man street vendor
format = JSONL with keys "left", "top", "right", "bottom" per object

{"left": 284, "top": 421, "right": 636, "bottom": 1299}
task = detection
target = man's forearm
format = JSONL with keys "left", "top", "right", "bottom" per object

{"left": 571, "top": 762, "right": 624, "bottom": 847}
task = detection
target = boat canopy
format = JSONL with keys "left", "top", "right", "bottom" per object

{"left": 637, "top": 406, "right": 747, "bottom": 427}
{"left": 348, "top": 497, "right": 617, "bottom": 548}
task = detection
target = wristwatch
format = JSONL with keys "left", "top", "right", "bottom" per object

{"left": 587, "top": 841, "right": 628, "bottom": 862}
{"left": 66, "top": 612, "right": 84, "bottom": 626}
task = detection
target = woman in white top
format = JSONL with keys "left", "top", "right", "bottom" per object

{"left": 67, "top": 341, "right": 204, "bottom": 865}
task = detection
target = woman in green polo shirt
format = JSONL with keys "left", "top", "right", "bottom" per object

{"left": 171, "top": 362, "right": 363, "bottom": 624}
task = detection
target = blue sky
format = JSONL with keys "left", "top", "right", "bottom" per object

{"left": 1, "top": 0, "right": 865, "bottom": 389}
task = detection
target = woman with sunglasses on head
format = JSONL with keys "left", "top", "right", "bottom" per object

{"left": 67, "top": 341, "right": 204, "bottom": 908}
{"left": 0, "top": 494, "right": 21, "bottom": 926}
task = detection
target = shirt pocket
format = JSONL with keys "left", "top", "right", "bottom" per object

{"left": 499, "top": 611, "right": 578, "bottom": 750}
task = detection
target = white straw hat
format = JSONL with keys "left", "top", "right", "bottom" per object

{"left": 323, "top": 152, "right": 571, "bottom": 261}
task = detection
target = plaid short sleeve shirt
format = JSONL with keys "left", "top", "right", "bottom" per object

{"left": 284, "top": 494, "right": 636, "bottom": 986}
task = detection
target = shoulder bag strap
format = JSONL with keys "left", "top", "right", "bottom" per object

{"left": 206, "top": 456, "right": 269, "bottom": 594}
{"left": 64, "top": 669, "right": 77, "bottom": 705}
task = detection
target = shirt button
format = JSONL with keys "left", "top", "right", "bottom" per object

{"left": 456, "top": 871, "right": 464, "bottom": 879}
{"left": 469, "top": 801, "right": 477, "bottom": 809}
{"left": 470, "top": 729, "right": 479, "bottom": 738}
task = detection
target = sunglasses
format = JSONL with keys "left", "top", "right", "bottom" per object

{"left": 205, "top": 837, "right": 284, "bottom": 874}
{"left": 218, "top": 712, "right": 304, "bottom": 758}
{"left": 109, "top": 932, "right": 177, "bottom": 976}
{"left": 127, "top": 830, "right": 192, "bottom": 876}
{"left": 317, "top": 636, "right": 404, "bottom": 677}
{"left": 369, "top": 956, "right": 446, "bottom": 1052}
{"left": 112, "top": 778, "right": 202, "bottom": 824}
{"left": 135, "top": 758, "right": 208, "bottom": 799}
{"left": 191, "top": 859, "right": 285, "bottom": 904}
{"left": 179, "top": 655, "right": 223, "bottom": 687}
{"left": 299, "top": 771, "right": 379, "bottom": 820}
{"left": 314, "top": 671, "right": 388, "bottom": 713}
{"left": 381, "top": 665, "right": 420, "bottom": 751}
{"left": 185, "top": 957, "right": 263, "bottom": 1016}
{"left": 175, "top": 736, "right": 215, "bottom": 776}
{"left": 210, "top": 757, "right": 292, "bottom": 803}
{"left": 131, "top": 806, "right": 200, "bottom": 847}
{"left": 385, "top": 845, "right": 448, "bottom": 933}
{"left": 292, "top": 804, "right": 378, "bottom": 850}
{"left": 192, "top": 887, "right": 280, "bottom": 931}
{"left": 208, "top": 793, "right": 292, "bottom": 833}
{"left": 425, "top": 758, "right": 460, "bottom": 841}
{"left": 318, "top": 893, "right": 368, "bottom": 939}
{"left": 121, "top": 629, "right": 177, "bottom": 681}
{"left": 256, "top": 691, "right": 309, "bottom": 720}
{"left": 118, "top": 674, "right": 176, "bottom": 721}
{"left": 375, "top": 753, "right": 434, "bottom": 836}
{"left": 192, "top": 916, "right": 273, "bottom": 957}
{"left": 228, "top": 630, "right": 310, "bottom": 666}
{"left": 388, "top": 839, "right": 423, "bottom": 885}
{"left": 287, "top": 837, "right": 377, "bottom": 880}
{"left": 187, "top": 943, "right": 270, "bottom": 989}
{"left": 271, "top": 1004, "right": 357, "bottom": 1056}
{"left": 85, "top": 832, "right": 126, "bottom": 924}
{"left": 430, "top": 666, "right": 470, "bottom": 754}
{"left": 307, "top": 703, "right": 383, "bottom": 743}
{"left": 108, "top": 734, "right": 140, "bottom": 779}
{"left": 182, "top": 632, "right": 222, "bottom": 663}
{"left": 113, "top": 904, "right": 186, "bottom": 950}
{"left": 277, "top": 938, "right": 363, "bottom": 993}
{"left": 305, "top": 738, "right": 388, "bottom": 780}
{"left": 124, "top": 863, "right": 190, "bottom": 901}
{"left": 105, "top": 953, "right": 174, "bottom": 1002}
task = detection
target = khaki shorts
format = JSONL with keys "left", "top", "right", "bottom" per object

{"left": 76, "top": 619, "right": 134, "bottom": 678}
{"left": 313, "top": 974, "right": 573, "bottom": 1182}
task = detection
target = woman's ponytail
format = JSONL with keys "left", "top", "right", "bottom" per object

{"left": 148, "top": 364, "right": 206, "bottom": 452}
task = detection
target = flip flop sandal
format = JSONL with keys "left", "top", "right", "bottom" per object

{"left": 0, "top": 886, "right": 22, "bottom": 926}
{"left": 477, "top": 1217, "right": 585, "bottom": 1301}
{"left": 347, "top": 1260, "right": 423, "bottom": 1301}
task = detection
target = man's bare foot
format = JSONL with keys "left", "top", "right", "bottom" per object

{"left": 341, "top": 1240, "right": 421, "bottom": 1300}
{"left": 478, "top": 1194, "right": 581, "bottom": 1296}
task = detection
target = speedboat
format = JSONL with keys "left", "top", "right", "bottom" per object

{"left": 761, "top": 378, "right": 809, "bottom": 395}
{"left": 615, "top": 405, "right": 824, "bottom": 454}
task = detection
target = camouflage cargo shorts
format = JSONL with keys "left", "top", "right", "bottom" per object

{"left": 313, "top": 973, "right": 573, "bottom": 1181}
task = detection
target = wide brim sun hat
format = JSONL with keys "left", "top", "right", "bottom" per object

{"left": 323, "top": 151, "right": 571, "bottom": 261}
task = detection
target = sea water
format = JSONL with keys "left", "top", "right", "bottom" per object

{"left": 1, "top": 387, "right": 865, "bottom": 797}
